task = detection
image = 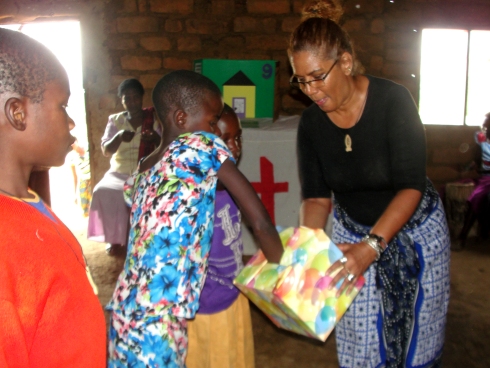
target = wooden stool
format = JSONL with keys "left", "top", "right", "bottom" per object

{"left": 445, "top": 182, "right": 475, "bottom": 238}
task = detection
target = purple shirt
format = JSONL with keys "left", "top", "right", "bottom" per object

{"left": 198, "top": 190, "right": 244, "bottom": 314}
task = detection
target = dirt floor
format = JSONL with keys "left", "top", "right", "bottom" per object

{"left": 71, "top": 217, "right": 490, "bottom": 368}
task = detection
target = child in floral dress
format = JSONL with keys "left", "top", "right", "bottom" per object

{"left": 187, "top": 104, "right": 255, "bottom": 368}
{"left": 107, "top": 70, "right": 283, "bottom": 368}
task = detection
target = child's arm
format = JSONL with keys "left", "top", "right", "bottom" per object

{"left": 217, "top": 159, "right": 283, "bottom": 263}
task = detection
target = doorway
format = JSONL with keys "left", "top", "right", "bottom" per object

{"left": 0, "top": 20, "right": 89, "bottom": 231}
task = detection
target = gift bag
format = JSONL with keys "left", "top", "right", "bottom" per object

{"left": 234, "top": 226, "right": 364, "bottom": 341}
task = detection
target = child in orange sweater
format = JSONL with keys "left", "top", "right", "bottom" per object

{"left": 0, "top": 28, "right": 106, "bottom": 367}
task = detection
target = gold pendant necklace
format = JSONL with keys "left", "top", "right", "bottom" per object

{"left": 344, "top": 89, "right": 368, "bottom": 152}
{"left": 345, "top": 134, "right": 352, "bottom": 152}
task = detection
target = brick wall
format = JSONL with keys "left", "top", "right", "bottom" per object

{"left": 1, "top": 0, "right": 489, "bottom": 190}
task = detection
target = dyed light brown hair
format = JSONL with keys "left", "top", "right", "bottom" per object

{"left": 288, "top": 0, "right": 364, "bottom": 75}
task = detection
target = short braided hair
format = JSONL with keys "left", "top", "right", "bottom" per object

{"left": 0, "top": 28, "right": 65, "bottom": 103}
{"left": 152, "top": 70, "right": 221, "bottom": 123}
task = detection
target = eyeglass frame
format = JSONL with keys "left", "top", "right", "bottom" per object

{"left": 289, "top": 59, "right": 339, "bottom": 90}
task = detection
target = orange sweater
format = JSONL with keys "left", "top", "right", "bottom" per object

{"left": 0, "top": 194, "right": 106, "bottom": 367}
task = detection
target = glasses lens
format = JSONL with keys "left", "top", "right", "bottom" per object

{"left": 289, "top": 78, "right": 301, "bottom": 89}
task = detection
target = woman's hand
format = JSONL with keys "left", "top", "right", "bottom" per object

{"left": 120, "top": 130, "right": 135, "bottom": 142}
{"left": 326, "top": 240, "right": 378, "bottom": 296}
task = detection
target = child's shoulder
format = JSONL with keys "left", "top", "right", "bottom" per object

{"left": 175, "top": 131, "right": 227, "bottom": 149}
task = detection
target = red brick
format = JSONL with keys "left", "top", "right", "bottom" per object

{"left": 139, "top": 74, "right": 163, "bottom": 89}
{"left": 386, "top": 48, "right": 418, "bottom": 63}
{"left": 282, "top": 17, "right": 301, "bottom": 33}
{"left": 371, "top": 18, "right": 385, "bottom": 34}
{"left": 165, "top": 19, "right": 183, "bottom": 33}
{"left": 211, "top": 0, "right": 235, "bottom": 14}
{"left": 432, "top": 148, "right": 475, "bottom": 166}
{"left": 369, "top": 55, "right": 384, "bottom": 72}
{"left": 352, "top": 34, "right": 384, "bottom": 53}
{"left": 163, "top": 57, "right": 193, "bottom": 70}
{"left": 246, "top": 35, "right": 288, "bottom": 51}
{"left": 111, "top": 75, "right": 135, "bottom": 90}
{"left": 344, "top": 0, "right": 384, "bottom": 15}
{"left": 150, "top": 0, "right": 193, "bottom": 14}
{"left": 234, "top": 17, "right": 258, "bottom": 33}
{"left": 118, "top": 0, "right": 137, "bottom": 13}
{"left": 426, "top": 166, "right": 461, "bottom": 184}
{"left": 117, "top": 16, "right": 158, "bottom": 33}
{"left": 106, "top": 38, "right": 137, "bottom": 50}
{"left": 142, "top": 94, "right": 153, "bottom": 108}
{"left": 219, "top": 36, "right": 246, "bottom": 49}
{"left": 121, "top": 55, "right": 162, "bottom": 70}
{"left": 186, "top": 19, "right": 228, "bottom": 34}
{"left": 98, "top": 94, "right": 116, "bottom": 110}
{"left": 385, "top": 31, "right": 418, "bottom": 48}
{"left": 227, "top": 52, "right": 270, "bottom": 60}
{"left": 105, "top": 20, "right": 118, "bottom": 35}
{"left": 234, "top": 17, "right": 280, "bottom": 35}
{"left": 381, "top": 62, "right": 417, "bottom": 79}
{"left": 140, "top": 37, "right": 172, "bottom": 51}
{"left": 247, "top": 0, "right": 290, "bottom": 14}
{"left": 293, "top": 0, "right": 304, "bottom": 14}
{"left": 262, "top": 18, "right": 277, "bottom": 34}
{"left": 138, "top": 0, "right": 149, "bottom": 13}
{"left": 177, "top": 36, "right": 202, "bottom": 52}
{"left": 343, "top": 18, "right": 367, "bottom": 33}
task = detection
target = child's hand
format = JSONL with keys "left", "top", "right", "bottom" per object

{"left": 120, "top": 130, "right": 136, "bottom": 142}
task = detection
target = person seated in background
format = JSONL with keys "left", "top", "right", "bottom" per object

{"left": 453, "top": 112, "right": 490, "bottom": 250}
{"left": 87, "top": 78, "right": 161, "bottom": 256}
{"left": 68, "top": 137, "right": 92, "bottom": 217}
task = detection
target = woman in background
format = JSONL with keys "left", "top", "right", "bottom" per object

{"left": 288, "top": 1, "right": 450, "bottom": 367}
{"left": 88, "top": 78, "right": 161, "bottom": 255}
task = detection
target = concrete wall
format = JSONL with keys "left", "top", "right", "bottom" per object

{"left": 1, "top": 0, "right": 489, "bottom": 190}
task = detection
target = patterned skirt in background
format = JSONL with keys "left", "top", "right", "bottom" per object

{"left": 87, "top": 171, "right": 130, "bottom": 245}
{"left": 333, "top": 181, "right": 451, "bottom": 368}
{"left": 108, "top": 311, "right": 188, "bottom": 368}
{"left": 78, "top": 179, "right": 92, "bottom": 217}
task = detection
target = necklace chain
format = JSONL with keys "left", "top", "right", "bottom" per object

{"left": 0, "top": 187, "right": 86, "bottom": 268}
{"left": 0, "top": 187, "right": 99, "bottom": 294}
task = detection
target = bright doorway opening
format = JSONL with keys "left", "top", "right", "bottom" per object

{"left": 1, "top": 21, "right": 89, "bottom": 231}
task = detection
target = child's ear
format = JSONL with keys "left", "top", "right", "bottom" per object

{"left": 5, "top": 97, "right": 27, "bottom": 131}
{"left": 174, "top": 109, "right": 187, "bottom": 129}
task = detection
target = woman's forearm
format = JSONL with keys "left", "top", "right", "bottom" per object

{"left": 101, "top": 132, "right": 123, "bottom": 156}
{"left": 300, "top": 197, "right": 332, "bottom": 229}
{"left": 369, "top": 188, "right": 422, "bottom": 243}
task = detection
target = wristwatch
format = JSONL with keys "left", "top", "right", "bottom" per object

{"left": 361, "top": 234, "right": 386, "bottom": 261}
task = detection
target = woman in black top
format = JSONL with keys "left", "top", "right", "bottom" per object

{"left": 288, "top": 1, "right": 450, "bottom": 367}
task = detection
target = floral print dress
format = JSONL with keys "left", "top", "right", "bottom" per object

{"left": 107, "top": 131, "right": 233, "bottom": 368}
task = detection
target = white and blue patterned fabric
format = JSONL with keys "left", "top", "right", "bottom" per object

{"left": 333, "top": 179, "right": 450, "bottom": 368}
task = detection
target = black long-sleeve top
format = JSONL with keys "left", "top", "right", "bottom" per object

{"left": 297, "top": 75, "right": 427, "bottom": 226}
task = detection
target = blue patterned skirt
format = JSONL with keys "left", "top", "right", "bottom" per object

{"left": 332, "top": 180, "right": 451, "bottom": 368}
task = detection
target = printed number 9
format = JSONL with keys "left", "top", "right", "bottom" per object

{"left": 262, "top": 64, "right": 273, "bottom": 79}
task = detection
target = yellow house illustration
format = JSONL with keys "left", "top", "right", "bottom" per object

{"left": 223, "top": 71, "right": 256, "bottom": 119}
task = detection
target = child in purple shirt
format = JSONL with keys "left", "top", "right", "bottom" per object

{"left": 187, "top": 104, "right": 255, "bottom": 368}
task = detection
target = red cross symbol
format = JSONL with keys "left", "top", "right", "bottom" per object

{"left": 251, "top": 156, "right": 289, "bottom": 225}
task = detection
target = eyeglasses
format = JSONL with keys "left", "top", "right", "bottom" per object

{"left": 290, "top": 59, "right": 338, "bottom": 90}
